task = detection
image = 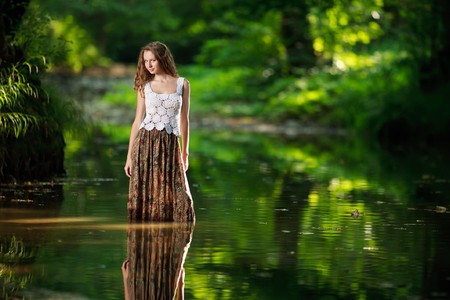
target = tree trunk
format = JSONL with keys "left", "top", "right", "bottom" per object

{"left": 281, "top": 3, "right": 316, "bottom": 71}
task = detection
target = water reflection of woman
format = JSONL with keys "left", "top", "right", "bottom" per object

{"left": 122, "top": 223, "right": 194, "bottom": 300}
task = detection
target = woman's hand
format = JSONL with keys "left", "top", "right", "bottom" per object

{"left": 182, "top": 152, "right": 189, "bottom": 172}
{"left": 122, "top": 259, "right": 130, "bottom": 280}
{"left": 124, "top": 157, "right": 132, "bottom": 177}
{"left": 122, "top": 259, "right": 130, "bottom": 300}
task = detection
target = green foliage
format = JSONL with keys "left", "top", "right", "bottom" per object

{"left": 0, "top": 64, "right": 80, "bottom": 141}
{"left": 0, "top": 64, "right": 43, "bottom": 137}
{"left": 32, "top": 0, "right": 450, "bottom": 139}
{"left": 33, "top": 0, "right": 194, "bottom": 64}
{"left": 11, "top": 1, "right": 65, "bottom": 69}
{"left": 0, "top": 2, "right": 79, "bottom": 138}
{"left": 196, "top": 10, "right": 288, "bottom": 75}
{"left": 100, "top": 82, "right": 135, "bottom": 108}
{"left": 50, "top": 15, "right": 109, "bottom": 72}
{"left": 308, "top": 0, "right": 384, "bottom": 61}
{"left": 181, "top": 65, "right": 256, "bottom": 116}
{"left": 0, "top": 1, "right": 82, "bottom": 181}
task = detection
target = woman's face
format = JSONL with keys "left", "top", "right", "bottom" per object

{"left": 143, "top": 50, "right": 159, "bottom": 75}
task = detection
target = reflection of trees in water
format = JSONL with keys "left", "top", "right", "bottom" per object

{"left": 0, "top": 235, "right": 35, "bottom": 297}
{"left": 123, "top": 223, "right": 195, "bottom": 300}
{"left": 263, "top": 171, "right": 312, "bottom": 299}
{"left": 186, "top": 130, "right": 450, "bottom": 298}
{"left": 274, "top": 171, "right": 312, "bottom": 269}
{"left": 0, "top": 183, "right": 64, "bottom": 299}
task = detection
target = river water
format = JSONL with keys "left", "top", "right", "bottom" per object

{"left": 1, "top": 76, "right": 450, "bottom": 299}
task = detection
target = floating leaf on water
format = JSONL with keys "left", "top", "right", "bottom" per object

{"left": 351, "top": 209, "right": 364, "bottom": 218}
{"left": 435, "top": 206, "right": 447, "bottom": 213}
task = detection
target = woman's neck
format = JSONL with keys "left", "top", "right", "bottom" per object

{"left": 153, "top": 73, "right": 173, "bottom": 82}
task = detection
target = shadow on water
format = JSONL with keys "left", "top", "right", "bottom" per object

{"left": 1, "top": 121, "right": 450, "bottom": 299}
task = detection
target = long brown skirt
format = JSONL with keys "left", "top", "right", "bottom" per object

{"left": 128, "top": 128, "right": 195, "bottom": 222}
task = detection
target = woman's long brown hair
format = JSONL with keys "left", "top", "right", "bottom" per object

{"left": 133, "top": 41, "right": 179, "bottom": 95}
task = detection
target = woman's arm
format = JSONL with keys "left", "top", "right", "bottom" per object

{"left": 176, "top": 267, "right": 185, "bottom": 300}
{"left": 180, "top": 79, "right": 190, "bottom": 171}
{"left": 124, "top": 91, "right": 145, "bottom": 177}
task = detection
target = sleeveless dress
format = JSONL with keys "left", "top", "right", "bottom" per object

{"left": 128, "top": 77, "right": 195, "bottom": 222}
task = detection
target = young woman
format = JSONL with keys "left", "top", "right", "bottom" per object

{"left": 124, "top": 41, "right": 195, "bottom": 223}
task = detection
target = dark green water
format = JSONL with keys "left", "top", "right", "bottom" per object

{"left": 1, "top": 127, "right": 450, "bottom": 299}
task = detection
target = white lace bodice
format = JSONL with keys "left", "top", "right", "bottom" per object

{"left": 139, "top": 77, "right": 185, "bottom": 136}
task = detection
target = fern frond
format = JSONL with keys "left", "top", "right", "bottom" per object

{"left": 0, "top": 112, "right": 39, "bottom": 137}
{"left": 0, "top": 64, "right": 45, "bottom": 109}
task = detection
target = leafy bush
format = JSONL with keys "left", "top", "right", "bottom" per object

{"left": 0, "top": 1, "right": 80, "bottom": 181}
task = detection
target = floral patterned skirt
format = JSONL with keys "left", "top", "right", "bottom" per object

{"left": 128, "top": 128, "right": 195, "bottom": 222}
